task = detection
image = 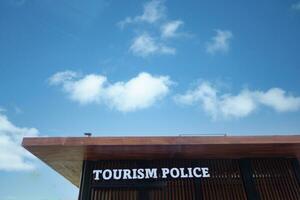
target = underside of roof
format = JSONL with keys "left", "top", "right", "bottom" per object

{"left": 22, "top": 135, "right": 300, "bottom": 187}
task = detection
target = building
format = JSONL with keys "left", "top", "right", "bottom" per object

{"left": 22, "top": 135, "right": 300, "bottom": 200}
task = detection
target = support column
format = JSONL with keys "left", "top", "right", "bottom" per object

{"left": 79, "top": 161, "right": 93, "bottom": 200}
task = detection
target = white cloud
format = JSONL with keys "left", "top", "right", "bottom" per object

{"left": 206, "top": 30, "right": 233, "bottom": 54}
{"left": 50, "top": 71, "right": 107, "bottom": 104}
{"left": 118, "top": 0, "right": 165, "bottom": 28}
{"left": 0, "top": 113, "right": 39, "bottom": 171}
{"left": 292, "top": 2, "right": 300, "bottom": 10}
{"left": 66, "top": 75, "right": 107, "bottom": 104}
{"left": 105, "top": 72, "right": 171, "bottom": 112}
{"left": 257, "top": 88, "right": 300, "bottom": 112}
{"left": 220, "top": 90, "right": 257, "bottom": 118}
{"left": 49, "top": 71, "right": 172, "bottom": 112}
{"left": 175, "top": 82, "right": 300, "bottom": 120}
{"left": 161, "top": 20, "right": 184, "bottom": 38}
{"left": 130, "top": 33, "right": 175, "bottom": 57}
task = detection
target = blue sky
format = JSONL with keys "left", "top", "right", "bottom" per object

{"left": 1, "top": 0, "right": 300, "bottom": 199}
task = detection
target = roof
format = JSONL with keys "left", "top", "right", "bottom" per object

{"left": 22, "top": 135, "right": 300, "bottom": 187}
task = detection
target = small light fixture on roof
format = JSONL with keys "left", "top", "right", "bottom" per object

{"left": 84, "top": 133, "right": 92, "bottom": 137}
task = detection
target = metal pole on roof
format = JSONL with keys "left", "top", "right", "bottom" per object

{"left": 178, "top": 133, "right": 227, "bottom": 136}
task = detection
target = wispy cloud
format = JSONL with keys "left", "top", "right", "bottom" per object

{"left": 206, "top": 30, "right": 233, "bottom": 54}
{"left": 291, "top": 1, "right": 300, "bottom": 10}
{"left": 118, "top": 0, "right": 188, "bottom": 57}
{"left": 0, "top": 113, "right": 39, "bottom": 171}
{"left": 49, "top": 71, "right": 172, "bottom": 112}
{"left": 174, "top": 81, "right": 300, "bottom": 120}
{"left": 0, "top": 106, "right": 6, "bottom": 112}
{"left": 129, "top": 33, "right": 175, "bottom": 57}
{"left": 48, "top": 70, "right": 78, "bottom": 85}
{"left": 161, "top": 20, "right": 184, "bottom": 38}
{"left": 118, "top": 0, "right": 166, "bottom": 28}
{"left": 14, "top": 106, "right": 23, "bottom": 114}
{"left": 7, "top": 0, "right": 27, "bottom": 7}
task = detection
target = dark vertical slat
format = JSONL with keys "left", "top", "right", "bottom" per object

{"left": 291, "top": 158, "right": 300, "bottom": 187}
{"left": 218, "top": 160, "right": 224, "bottom": 199}
{"left": 253, "top": 159, "right": 265, "bottom": 200}
{"left": 239, "top": 159, "right": 260, "bottom": 200}
{"left": 208, "top": 159, "right": 216, "bottom": 199}
{"left": 193, "top": 160, "right": 203, "bottom": 200}
{"left": 138, "top": 189, "right": 149, "bottom": 200}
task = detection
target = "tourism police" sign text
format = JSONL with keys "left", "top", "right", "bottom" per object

{"left": 93, "top": 167, "right": 210, "bottom": 181}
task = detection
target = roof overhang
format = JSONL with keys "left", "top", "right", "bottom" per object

{"left": 22, "top": 135, "right": 300, "bottom": 187}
